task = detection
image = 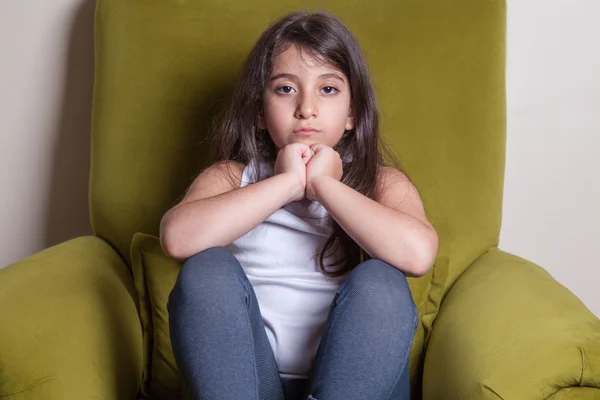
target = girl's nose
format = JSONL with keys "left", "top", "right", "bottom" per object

{"left": 295, "top": 93, "right": 318, "bottom": 119}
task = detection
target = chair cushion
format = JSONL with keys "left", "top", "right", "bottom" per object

{"left": 130, "top": 233, "right": 183, "bottom": 400}
{"left": 129, "top": 232, "right": 448, "bottom": 398}
{"left": 0, "top": 236, "right": 143, "bottom": 400}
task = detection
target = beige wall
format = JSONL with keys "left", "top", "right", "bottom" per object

{"left": 500, "top": 1, "right": 600, "bottom": 318}
{"left": 1, "top": 1, "right": 598, "bottom": 317}
{"left": 0, "top": 0, "right": 95, "bottom": 264}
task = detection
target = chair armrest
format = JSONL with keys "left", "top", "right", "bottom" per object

{"left": 0, "top": 236, "right": 143, "bottom": 400}
{"left": 422, "top": 248, "right": 600, "bottom": 399}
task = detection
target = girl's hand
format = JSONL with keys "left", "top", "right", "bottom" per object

{"left": 305, "top": 143, "right": 343, "bottom": 201}
{"left": 274, "top": 143, "right": 315, "bottom": 201}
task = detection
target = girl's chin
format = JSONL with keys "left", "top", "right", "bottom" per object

{"left": 291, "top": 136, "right": 320, "bottom": 145}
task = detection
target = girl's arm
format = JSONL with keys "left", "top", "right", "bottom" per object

{"left": 160, "top": 161, "right": 300, "bottom": 261}
{"left": 305, "top": 143, "right": 437, "bottom": 277}
{"left": 310, "top": 166, "right": 438, "bottom": 278}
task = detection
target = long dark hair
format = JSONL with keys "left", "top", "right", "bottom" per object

{"left": 209, "top": 11, "right": 409, "bottom": 277}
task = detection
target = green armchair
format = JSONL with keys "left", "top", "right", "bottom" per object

{"left": 1, "top": 0, "right": 598, "bottom": 399}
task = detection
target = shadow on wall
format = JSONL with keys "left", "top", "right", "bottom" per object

{"left": 44, "top": 0, "right": 96, "bottom": 248}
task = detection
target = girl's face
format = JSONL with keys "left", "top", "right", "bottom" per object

{"left": 262, "top": 45, "right": 354, "bottom": 151}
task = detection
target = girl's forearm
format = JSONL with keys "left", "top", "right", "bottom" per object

{"left": 160, "top": 173, "right": 299, "bottom": 261}
{"left": 312, "top": 176, "right": 437, "bottom": 277}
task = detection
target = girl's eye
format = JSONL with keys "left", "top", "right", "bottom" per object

{"left": 321, "top": 86, "right": 338, "bottom": 95}
{"left": 277, "top": 86, "right": 296, "bottom": 94}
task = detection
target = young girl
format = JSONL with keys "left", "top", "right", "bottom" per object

{"left": 160, "top": 11, "right": 438, "bottom": 400}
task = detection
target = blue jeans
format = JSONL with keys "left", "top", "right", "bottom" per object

{"left": 168, "top": 247, "right": 418, "bottom": 400}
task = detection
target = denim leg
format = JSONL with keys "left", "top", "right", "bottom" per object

{"left": 167, "top": 247, "right": 285, "bottom": 400}
{"left": 306, "top": 259, "right": 418, "bottom": 400}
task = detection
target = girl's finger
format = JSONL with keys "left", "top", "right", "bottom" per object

{"left": 302, "top": 149, "right": 314, "bottom": 164}
{"left": 310, "top": 143, "right": 323, "bottom": 153}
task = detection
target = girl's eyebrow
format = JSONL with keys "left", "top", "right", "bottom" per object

{"left": 270, "top": 73, "right": 346, "bottom": 83}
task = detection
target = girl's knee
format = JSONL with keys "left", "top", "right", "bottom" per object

{"left": 342, "top": 259, "right": 418, "bottom": 327}
{"left": 180, "top": 246, "right": 242, "bottom": 279}
{"left": 169, "top": 247, "right": 245, "bottom": 305}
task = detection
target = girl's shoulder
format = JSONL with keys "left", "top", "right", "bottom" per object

{"left": 178, "top": 160, "right": 245, "bottom": 207}
{"left": 376, "top": 166, "right": 411, "bottom": 187}
{"left": 206, "top": 160, "right": 246, "bottom": 186}
{"left": 376, "top": 165, "right": 415, "bottom": 199}
{"left": 375, "top": 165, "right": 432, "bottom": 231}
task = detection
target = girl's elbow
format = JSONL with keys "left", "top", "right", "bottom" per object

{"left": 410, "top": 230, "right": 439, "bottom": 277}
{"left": 159, "top": 218, "right": 173, "bottom": 255}
{"left": 161, "top": 236, "right": 203, "bottom": 262}
{"left": 160, "top": 217, "right": 195, "bottom": 261}
{"left": 407, "top": 257, "right": 434, "bottom": 278}
{"left": 160, "top": 224, "right": 219, "bottom": 262}
{"left": 410, "top": 262, "right": 433, "bottom": 278}
{"left": 160, "top": 229, "right": 184, "bottom": 261}
{"left": 390, "top": 255, "right": 432, "bottom": 278}
{"left": 407, "top": 261, "right": 431, "bottom": 278}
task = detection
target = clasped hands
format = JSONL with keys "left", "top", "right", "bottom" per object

{"left": 273, "top": 143, "right": 343, "bottom": 202}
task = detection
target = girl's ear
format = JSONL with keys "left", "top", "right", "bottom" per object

{"left": 345, "top": 111, "right": 355, "bottom": 131}
{"left": 258, "top": 114, "right": 266, "bottom": 130}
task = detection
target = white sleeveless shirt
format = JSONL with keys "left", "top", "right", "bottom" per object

{"left": 225, "top": 161, "right": 347, "bottom": 379}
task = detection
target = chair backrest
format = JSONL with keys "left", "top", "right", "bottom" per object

{"left": 91, "top": 0, "right": 506, "bottom": 299}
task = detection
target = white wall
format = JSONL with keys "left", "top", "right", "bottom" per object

{"left": 500, "top": 1, "right": 600, "bottom": 317}
{"left": 0, "top": 0, "right": 95, "bottom": 265}
{"left": 0, "top": 1, "right": 598, "bottom": 317}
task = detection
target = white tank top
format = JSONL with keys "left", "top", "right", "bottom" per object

{"left": 225, "top": 161, "right": 347, "bottom": 379}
